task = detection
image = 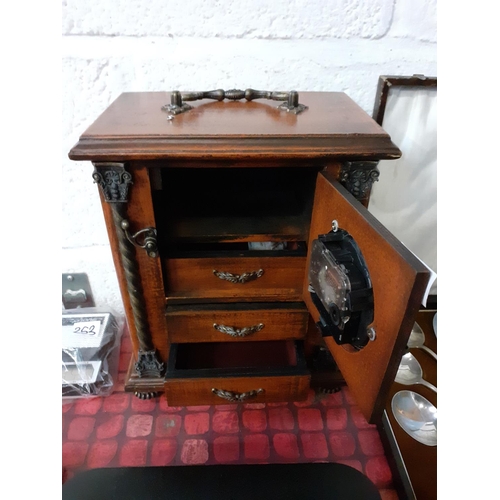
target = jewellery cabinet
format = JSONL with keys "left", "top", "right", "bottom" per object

{"left": 68, "top": 89, "right": 431, "bottom": 424}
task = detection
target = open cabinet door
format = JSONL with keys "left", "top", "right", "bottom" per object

{"left": 303, "top": 170, "right": 431, "bottom": 423}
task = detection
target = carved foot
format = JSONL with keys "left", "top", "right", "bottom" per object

{"left": 315, "top": 386, "right": 342, "bottom": 395}
{"left": 134, "top": 391, "right": 159, "bottom": 400}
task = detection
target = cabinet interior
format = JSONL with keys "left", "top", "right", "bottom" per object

{"left": 152, "top": 166, "right": 320, "bottom": 247}
{"left": 173, "top": 340, "right": 299, "bottom": 371}
{"left": 162, "top": 241, "right": 308, "bottom": 258}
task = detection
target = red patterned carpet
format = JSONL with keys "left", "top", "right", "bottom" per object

{"left": 62, "top": 334, "right": 399, "bottom": 499}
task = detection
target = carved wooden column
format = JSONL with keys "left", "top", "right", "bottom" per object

{"left": 92, "top": 162, "right": 165, "bottom": 393}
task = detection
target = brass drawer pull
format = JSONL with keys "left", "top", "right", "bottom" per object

{"left": 213, "top": 269, "right": 264, "bottom": 284}
{"left": 213, "top": 323, "right": 264, "bottom": 338}
{"left": 211, "top": 388, "right": 264, "bottom": 402}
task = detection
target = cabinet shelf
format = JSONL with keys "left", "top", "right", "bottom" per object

{"left": 159, "top": 213, "right": 310, "bottom": 243}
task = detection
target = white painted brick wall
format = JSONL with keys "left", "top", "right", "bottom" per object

{"left": 62, "top": 0, "right": 437, "bottom": 313}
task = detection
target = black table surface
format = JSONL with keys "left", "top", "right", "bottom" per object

{"left": 62, "top": 462, "right": 382, "bottom": 500}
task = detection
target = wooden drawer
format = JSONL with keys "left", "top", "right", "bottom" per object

{"left": 164, "top": 254, "right": 306, "bottom": 302}
{"left": 166, "top": 302, "right": 309, "bottom": 343}
{"left": 164, "top": 340, "right": 310, "bottom": 405}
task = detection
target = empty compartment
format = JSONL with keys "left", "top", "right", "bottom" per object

{"left": 163, "top": 240, "right": 307, "bottom": 258}
{"left": 174, "top": 340, "right": 299, "bottom": 371}
{"left": 152, "top": 166, "right": 319, "bottom": 244}
{"left": 164, "top": 340, "right": 310, "bottom": 405}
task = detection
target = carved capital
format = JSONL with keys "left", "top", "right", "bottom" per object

{"left": 135, "top": 350, "right": 165, "bottom": 378}
{"left": 92, "top": 162, "right": 133, "bottom": 203}
{"left": 340, "top": 161, "right": 380, "bottom": 200}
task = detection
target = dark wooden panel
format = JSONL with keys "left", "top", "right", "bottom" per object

{"left": 158, "top": 214, "right": 310, "bottom": 243}
{"left": 153, "top": 164, "right": 316, "bottom": 243}
{"left": 170, "top": 340, "right": 299, "bottom": 371}
{"left": 303, "top": 171, "right": 430, "bottom": 423}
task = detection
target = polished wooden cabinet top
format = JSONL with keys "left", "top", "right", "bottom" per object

{"left": 69, "top": 92, "right": 401, "bottom": 161}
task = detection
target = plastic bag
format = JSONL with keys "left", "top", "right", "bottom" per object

{"left": 62, "top": 307, "right": 124, "bottom": 399}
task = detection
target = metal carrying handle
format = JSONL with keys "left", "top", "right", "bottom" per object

{"left": 213, "top": 269, "right": 264, "bottom": 284}
{"left": 213, "top": 323, "right": 264, "bottom": 338}
{"left": 162, "top": 89, "right": 308, "bottom": 117}
{"left": 212, "top": 388, "right": 264, "bottom": 402}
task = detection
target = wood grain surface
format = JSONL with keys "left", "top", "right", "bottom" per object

{"left": 68, "top": 92, "right": 401, "bottom": 160}
{"left": 98, "top": 163, "right": 170, "bottom": 362}
{"left": 165, "top": 375, "right": 310, "bottom": 406}
{"left": 164, "top": 340, "right": 309, "bottom": 405}
{"left": 302, "top": 171, "right": 430, "bottom": 423}
{"left": 164, "top": 255, "right": 306, "bottom": 302}
{"left": 166, "top": 303, "right": 308, "bottom": 343}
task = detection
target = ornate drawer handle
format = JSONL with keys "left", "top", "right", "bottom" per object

{"left": 213, "top": 323, "right": 264, "bottom": 338}
{"left": 162, "top": 89, "right": 308, "bottom": 118}
{"left": 213, "top": 269, "right": 264, "bottom": 284}
{"left": 212, "top": 388, "right": 264, "bottom": 402}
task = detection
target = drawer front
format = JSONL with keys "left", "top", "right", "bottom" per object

{"left": 164, "top": 340, "right": 310, "bottom": 405}
{"left": 164, "top": 256, "right": 306, "bottom": 301}
{"left": 166, "top": 303, "right": 309, "bottom": 343}
{"left": 165, "top": 374, "right": 310, "bottom": 406}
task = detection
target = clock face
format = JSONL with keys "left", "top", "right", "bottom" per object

{"left": 307, "top": 225, "right": 375, "bottom": 349}
{"left": 309, "top": 238, "right": 351, "bottom": 326}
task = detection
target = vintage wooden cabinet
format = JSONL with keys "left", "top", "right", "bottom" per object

{"left": 68, "top": 90, "right": 431, "bottom": 425}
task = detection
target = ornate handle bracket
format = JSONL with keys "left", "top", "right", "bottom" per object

{"left": 162, "top": 89, "right": 308, "bottom": 118}
{"left": 121, "top": 220, "right": 158, "bottom": 258}
{"left": 213, "top": 323, "right": 264, "bottom": 338}
{"left": 212, "top": 388, "right": 264, "bottom": 402}
{"left": 213, "top": 269, "right": 264, "bottom": 284}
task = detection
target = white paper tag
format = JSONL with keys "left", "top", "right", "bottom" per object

{"left": 62, "top": 321, "right": 103, "bottom": 348}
